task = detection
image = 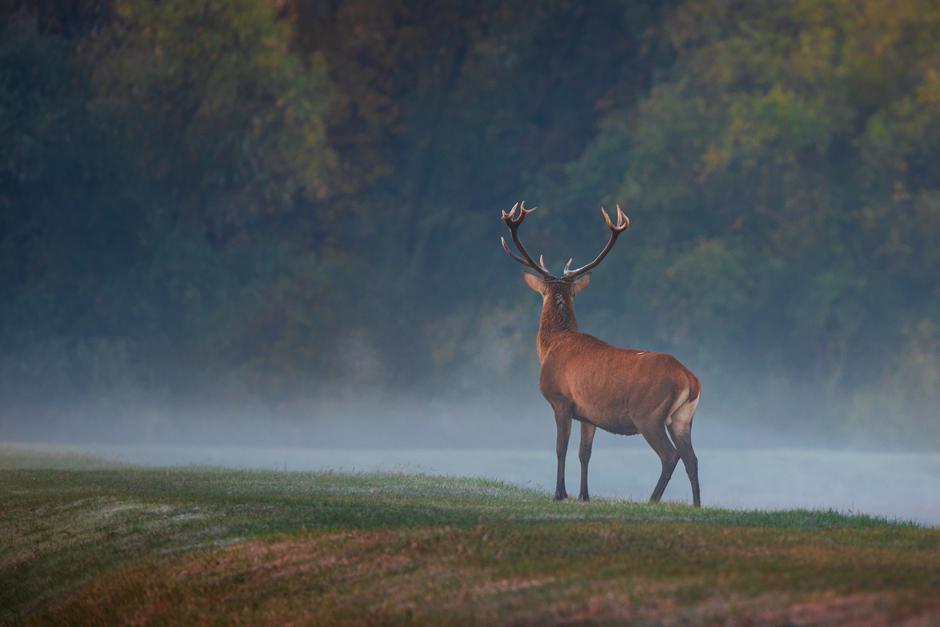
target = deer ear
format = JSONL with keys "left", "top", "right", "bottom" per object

{"left": 523, "top": 272, "right": 546, "bottom": 293}
{"left": 571, "top": 273, "right": 591, "bottom": 295}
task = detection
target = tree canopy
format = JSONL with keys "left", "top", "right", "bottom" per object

{"left": 1, "top": 0, "right": 938, "bottom": 446}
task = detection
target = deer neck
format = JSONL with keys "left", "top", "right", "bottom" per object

{"left": 536, "top": 291, "right": 578, "bottom": 362}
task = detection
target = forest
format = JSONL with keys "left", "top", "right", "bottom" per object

{"left": 1, "top": 0, "right": 939, "bottom": 447}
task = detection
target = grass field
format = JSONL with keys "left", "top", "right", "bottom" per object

{"left": 2, "top": 446, "right": 939, "bottom": 625}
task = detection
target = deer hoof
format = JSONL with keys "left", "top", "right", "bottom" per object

{"left": 579, "top": 493, "right": 589, "bottom": 502}
{"left": 554, "top": 490, "right": 568, "bottom": 501}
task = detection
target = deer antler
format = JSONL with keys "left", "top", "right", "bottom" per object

{"left": 500, "top": 201, "right": 554, "bottom": 278}
{"left": 562, "top": 205, "right": 629, "bottom": 278}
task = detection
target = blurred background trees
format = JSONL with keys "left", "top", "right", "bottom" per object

{"left": 1, "top": 0, "right": 938, "bottom": 446}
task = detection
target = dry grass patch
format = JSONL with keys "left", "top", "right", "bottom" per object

{"left": 29, "top": 522, "right": 940, "bottom": 626}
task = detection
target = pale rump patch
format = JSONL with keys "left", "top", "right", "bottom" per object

{"left": 665, "top": 392, "right": 698, "bottom": 433}
{"left": 663, "top": 387, "right": 688, "bottom": 427}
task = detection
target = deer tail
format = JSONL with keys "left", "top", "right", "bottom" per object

{"left": 687, "top": 372, "right": 701, "bottom": 404}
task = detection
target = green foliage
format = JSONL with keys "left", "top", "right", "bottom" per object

{"left": 548, "top": 0, "right": 940, "bottom": 442}
{"left": 0, "top": 2, "right": 336, "bottom": 402}
{"left": 84, "top": 0, "right": 333, "bottom": 226}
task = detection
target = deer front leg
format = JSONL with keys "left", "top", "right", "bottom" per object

{"left": 578, "top": 421, "right": 596, "bottom": 501}
{"left": 553, "top": 410, "right": 572, "bottom": 500}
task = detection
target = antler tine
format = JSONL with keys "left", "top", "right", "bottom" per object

{"left": 563, "top": 204, "right": 631, "bottom": 278}
{"left": 615, "top": 204, "right": 629, "bottom": 230}
{"left": 501, "top": 201, "right": 522, "bottom": 222}
{"left": 500, "top": 236, "right": 532, "bottom": 267}
{"left": 499, "top": 201, "right": 554, "bottom": 278}
{"left": 502, "top": 200, "right": 537, "bottom": 224}
{"left": 539, "top": 254, "right": 551, "bottom": 274}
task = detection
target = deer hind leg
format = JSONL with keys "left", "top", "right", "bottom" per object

{"left": 552, "top": 407, "right": 573, "bottom": 500}
{"left": 578, "top": 421, "right": 596, "bottom": 501}
{"left": 667, "top": 398, "right": 700, "bottom": 507}
{"left": 641, "top": 421, "right": 680, "bottom": 504}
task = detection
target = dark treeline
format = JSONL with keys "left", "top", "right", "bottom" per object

{"left": 1, "top": 0, "right": 938, "bottom": 447}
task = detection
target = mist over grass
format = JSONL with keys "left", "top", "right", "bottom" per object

{"left": 0, "top": 372, "right": 928, "bottom": 452}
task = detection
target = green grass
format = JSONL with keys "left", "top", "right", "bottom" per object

{"left": 2, "top": 446, "right": 939, "bottom": 625}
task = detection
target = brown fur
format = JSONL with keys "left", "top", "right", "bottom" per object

{"left": 524, "top": 274, "right": 702, "bottom": 506}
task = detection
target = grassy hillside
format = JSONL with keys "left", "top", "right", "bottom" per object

{"left": 1, "top": 446, "right": 939, "bottom": 625}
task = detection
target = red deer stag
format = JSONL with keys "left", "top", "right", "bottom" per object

{"left": 500, "top": 201, "right": 702, "bottom": 506}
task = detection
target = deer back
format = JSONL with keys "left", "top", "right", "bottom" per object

{"left": 539, "top": 331, "right": 700, "bottom": 434}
